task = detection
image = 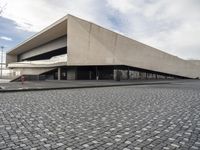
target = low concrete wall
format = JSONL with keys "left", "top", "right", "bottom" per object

{"left": 12, "top": 68, "right": 55, "bottom": 76}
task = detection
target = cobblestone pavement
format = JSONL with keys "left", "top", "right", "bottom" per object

{"left": 0, "top": 81, "right": 200, "bottom": 150}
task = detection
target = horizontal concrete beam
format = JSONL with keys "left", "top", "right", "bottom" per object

{"left": 19, "top": 36, "right": 67, "bottom": 61}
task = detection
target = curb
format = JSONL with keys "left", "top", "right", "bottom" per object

{"left": 0, "top": 82, "right": 171, "bottom": 93}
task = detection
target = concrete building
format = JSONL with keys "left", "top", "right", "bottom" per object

{"left": 6, "top": 14, "right": 200, "bottom": 81}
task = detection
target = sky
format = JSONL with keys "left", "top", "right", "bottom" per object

{"left": 0, "top": 0, "right": 200, "bottom": 61}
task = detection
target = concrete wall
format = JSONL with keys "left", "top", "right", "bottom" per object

{"left": 6, "top": 54, "right": 17, "bottom": 66}
{"left": 67, "top": 67, "right": 77, "bottom": 80}
{"left": 67, "top": 15, "right": 200, "bottom": 78}
{"left": 67, "top": 15, "right": 116, "bottom": 66}
{"left": 12, "top": 68, "right": 55, "bottom": 75}
{"left": 19, "top": 36, "right": 67, "bottom": 61}
{"left": 188, "top": 60, "right": 200, "bottom": 66}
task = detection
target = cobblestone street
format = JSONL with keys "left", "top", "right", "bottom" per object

{"left": 0, "top": 81, "right": 200, "bottom": 150}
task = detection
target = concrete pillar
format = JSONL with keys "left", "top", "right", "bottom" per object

{"left": 67, "top": 67, "right": 77, "bottom": 80}
{"left": 96, "top": 67, "right": 99, "bottom": 80}
{"left": 127, "top": 67, "right": 130, "bottom": 80}
{"left": 113, "top": 69, "right": 117, "bottom": 80}
{"left": 89, "top": 71, "right": 92, "bottom": 80}
{"left": 58, "top": 67, "right": 61, "bottom": 80}
{"left": 114, "top": 69, "right": 122, "bottom": 81}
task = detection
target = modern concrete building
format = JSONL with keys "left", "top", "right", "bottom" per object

{"left": 6, "top": 14, "right": 200, "bottom": 81}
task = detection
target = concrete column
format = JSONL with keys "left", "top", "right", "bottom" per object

{"left": 113, "top": 69, "right": 117, "bottom": 80}
{"left": 114, "top": 69, "right": 122, "bottom": 81}
{"left": 89, "top": 71, "right": 92, "bottom": 80}
{"left": 67, "top": 67, "right": 77, "bottom": 80}
{"left": 127, "top": 67, "right": 130, "bottom": 80}
{"left": 58, "top": 67, "right": 61, "bottom": 80}
{"left": 96, "top": 66, "right": 99, "bottom": 80}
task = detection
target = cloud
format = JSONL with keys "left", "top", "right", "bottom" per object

{"left": 0, "top": 17, "right": 34, "bottom": 51}
{"left": 0, "top": 0, "right": 200, "bottom": 59}
{"left": 106, "top": 0, "right": 137, "bottom": 14}
{"left": 0, "top": 36, "right": 12, "bottom": 41}
{"left": 1, "top": 0, "right": 113, "bottom": 32}
{"left": 106, "top": 0, "right": 200, "bottom": 59}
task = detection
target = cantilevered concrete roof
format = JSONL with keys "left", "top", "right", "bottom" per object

{"left": 7, "top": 15, "right": 68, "bottom": 55}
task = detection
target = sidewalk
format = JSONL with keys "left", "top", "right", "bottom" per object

{"left": 0, "top": 79, "right": 11, "bottom": 83}
{"left": 0, "top": 79, "right": 196, "bottom": 92}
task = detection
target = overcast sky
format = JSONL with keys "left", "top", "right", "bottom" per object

{"left": 0, "top": 0, "right": 200, "bottom": 60}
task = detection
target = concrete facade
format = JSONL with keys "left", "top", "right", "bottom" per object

{"left": 6, "top": 14, "right": 200, "bottom": 80}
{"left": 67, "top": 15, "right": 200, "bottom": 78}
{"left": 19, "top": 36, "right": 67, "bottom": 61}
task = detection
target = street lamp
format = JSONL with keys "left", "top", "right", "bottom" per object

{"left": 0, "top": 46, "right": 4, "bottom": 78}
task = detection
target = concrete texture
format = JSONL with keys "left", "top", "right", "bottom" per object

{"left": 67, "top": 67, "right": 77, "bottom": 80}
{"left": 188, "top": 60, "right": 200, "bottom": 66}
{"left": 6, "top": 54, "right": 17, "bottom": 66}
{"left": 8, "top": 55, "right": 67, "bottom": 68}
{"left": 67, "top": 15, "right": 200, "bottom": 78}
{"left": 11, "top": 68, "right": 55, "bottom": 75}
{"left": 0, "top": 80, "right": 200, "bottom": 149}
{"left": 19, "top": 36, "right": 67, "bottom": 61}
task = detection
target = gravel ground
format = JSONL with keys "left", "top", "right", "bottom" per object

{"left": 0, "top": 81, "right": 200, "bottom": 150}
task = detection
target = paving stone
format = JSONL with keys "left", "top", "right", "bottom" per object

{"left": 0, "top": 82, "right": 200, "bottom": 149}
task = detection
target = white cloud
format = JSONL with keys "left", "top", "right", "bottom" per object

{"left": 106, "top": 0, "right": 200, "bottom": 59}
{"left": 1, "top": 0, "right": 65, "bottom": 32}
{"left": 1, "top": 0, "right": 200, "bottom": 59}
{"left": 106, "top": 0, "right": 137, "bottom": 14}
{"left": 1, "top": 0, "right": 113, "bottom": 32}
{"left": 0, "top": 36, "right": 12, "bottom": 41}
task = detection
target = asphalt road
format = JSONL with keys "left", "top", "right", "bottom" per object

{"left": 0, "top": 81, "right": 200, "bottom": 150}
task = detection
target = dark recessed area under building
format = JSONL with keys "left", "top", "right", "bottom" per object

{"left": 29, "top": 65, "right": 187, "bottom": 82}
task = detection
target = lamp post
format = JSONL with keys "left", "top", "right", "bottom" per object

{"left": 0, "top": 46, "right": 4, "bottom": 78}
